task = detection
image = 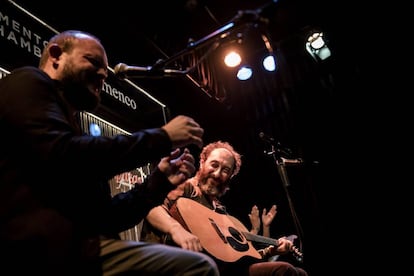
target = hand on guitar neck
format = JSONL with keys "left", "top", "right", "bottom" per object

{"left": 229, "top": 216, "right": 303, "bottom": 263}
{"left": 256, "top": 236, "right": 303, "bottom": 263}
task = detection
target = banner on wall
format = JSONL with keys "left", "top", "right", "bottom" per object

{"left": 0, "top": 0, "right": 167, "bottom": 132}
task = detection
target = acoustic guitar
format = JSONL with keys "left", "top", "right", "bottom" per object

{"left": 172, "top": 197, "right": 303, "bottom": 263}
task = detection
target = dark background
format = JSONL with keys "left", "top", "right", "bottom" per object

{"left": 2, "top": 0, "right": 381, "bottom": 274}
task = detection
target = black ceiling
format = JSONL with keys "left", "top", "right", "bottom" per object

{"left": 10, "top": 0, "right": 353, "bottom": 69}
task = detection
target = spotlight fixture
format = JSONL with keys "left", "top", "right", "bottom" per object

{"left": 261, "top": 34, "right": 276, "bottom": 71}
{"left": 224, "top": 51, "right": 242, "bottom": 67}
{"left": 305, "top": 31, "right": 331, "bottom": 61}
{"left": 237, "top": 66, "right": 253, "bottom": 80}
{"left": 263, "top": 55, "right": 276, "bottom": 71}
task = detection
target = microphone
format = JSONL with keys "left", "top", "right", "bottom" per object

{"left": 259, "top": 132, "right": 276, "bottom": 144}
{"left": 113, "top": 63, "right": 186, "bottom": 79}
{"left": 280, "top": 157, "right": 304, "bottom": 166}
{"left": 259, "top": 132, "right": 292, "bottom": 157}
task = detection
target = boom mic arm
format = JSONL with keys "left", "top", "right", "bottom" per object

{"left": 113, "top": 63, "right": 188, "bottom": 79}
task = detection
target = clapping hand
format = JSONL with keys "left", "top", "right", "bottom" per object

{"left": 261, "top": 204, "right": 277, "bottom": 227}
{"left": 157, "top": 148, "right": 195, "bottom": 185}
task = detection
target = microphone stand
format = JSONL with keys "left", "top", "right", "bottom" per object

{"left": 269, "top": 144, "right": 305, "bottom": 262}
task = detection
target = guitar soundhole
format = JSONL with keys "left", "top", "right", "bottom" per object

{"left": 226, "top": 227, "right": 249, "bottom": 252}
{"left": 228, "top": 227, "right": 244, "bottom": 242}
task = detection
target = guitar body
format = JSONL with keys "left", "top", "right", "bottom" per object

{"left": 174, "top": 197, "right": 262, "bottom": 262}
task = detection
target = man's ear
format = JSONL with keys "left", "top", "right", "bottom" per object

{"left": 48, "top": 43, "right": 62, "bottom": 59}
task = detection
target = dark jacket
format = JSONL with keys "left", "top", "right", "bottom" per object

{"left": 0, "top": 66, "right": 175, "bottom": 274}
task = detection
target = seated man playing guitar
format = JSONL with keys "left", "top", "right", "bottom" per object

{"left": 141, "top": 141, "right": 307, "bottom": 276}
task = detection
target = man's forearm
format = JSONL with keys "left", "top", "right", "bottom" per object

{"left": 146, "top": 205, "right": 184, "bottom": 234}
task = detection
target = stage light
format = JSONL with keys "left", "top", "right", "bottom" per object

{"left": 224, "top": 51, "right": 242, "bottom": 67}
{"left": 237, "top": 66, "right": 253, "bottom": 80}
{"left": 263, "top": 55, "right": 276, "bottom": 71}
{"left": 120, "top": 6, "right": 284, "bottom": 101}
{"left": 308, "top": 32, "right": 325, "bottom": 49}
{"left": 305, "top": 31, "right": 331, "bottom": 61}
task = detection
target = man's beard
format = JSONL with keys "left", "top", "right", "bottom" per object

{"left": 199, "top": 175, "right": 228, "bottom": 197}
{"left": 60, "top": 65, "right": 100, "bottom": 111}
{"left": 203, "top": 184, "right": 220, "bottom": 196}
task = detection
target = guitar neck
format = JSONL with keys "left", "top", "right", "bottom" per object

{"left": 242, "top": 231, "right": 280, "bottom": 246}
{"left": 242, "top": 232, "right": 303, "bottom": 262}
